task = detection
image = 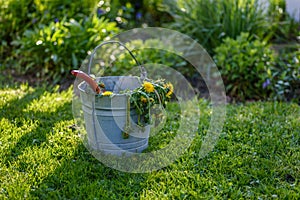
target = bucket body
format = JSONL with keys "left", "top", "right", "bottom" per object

{"left": 79, "top": 76, "right": 150, "bottom": 155}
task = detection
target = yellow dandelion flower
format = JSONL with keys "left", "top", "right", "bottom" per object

{"left": 166, "top": 92, "right": 172, "bottom": 98}
{"left": 143, "top": 81, "right": 155, "bottom": 93}
{"left": 102, "top": 91, "right": 113, "bottom": 96}
{"left": 141, "top": 96, "right": 147, "bottom": 103}
{"left": 165, "top": 83, "right": 174, "bottom": 98}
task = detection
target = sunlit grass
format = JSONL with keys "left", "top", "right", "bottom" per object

{"left": 0, "top": 84, "right": 299, "bottom": 199}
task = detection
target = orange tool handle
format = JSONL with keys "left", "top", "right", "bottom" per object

{"left": 71, "top": 70, "right": 101, "bottom": 94}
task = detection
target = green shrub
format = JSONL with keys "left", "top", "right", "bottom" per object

{"left": 0, "top": 0, "right": 98, "bottom": 37}
{"left": 86, "top": 39, "right": 208, "bottom": 96}
{"left": 103, "top": 39, "right": 187, "bottom": 76}
{"left": 164, "top": 0, "right": 268, "bottom": 55}
{"left": 11, "top": 15, "right": 119, "bottom": 83}
{"left": 0, "top": 0, "right": 99, "bottom": 62}
{"left": 269, "top": 49, "right": 300, "bottom": 102}
{"left": 97, "top": 0, "right": 173, "bottom": 29}
{"left": 85, "top": 39, "right": 188, "bottom": 78}
{"left": 0, "top": 0, "right": 33, "bottom": 61}
{"left": 214, "top": 32, "right": 275, "bottom": 101}
{"left": 82, "top": 39, "right": 207, "bottom": 97}
{"left": 0, "top": 0, "right": 100, "bottom": 81}
{"left": 267, "top": 0, "right": 300, "bottom": 42}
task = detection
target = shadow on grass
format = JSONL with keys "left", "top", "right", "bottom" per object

{"left": 31, "top": 143, "right": 149, "bottom": 199}
{"left": 29, "top": 101, "right": 299, "bottom": 198}
{"left": 2, "top": 87, "right": 73, "bottom": 166}
{"left": 1, "top": 86, "right": 149, "bottom": 199}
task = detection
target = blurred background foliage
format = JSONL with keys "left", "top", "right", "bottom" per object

{"left": 0, "top": 0, "right": 299, "bottom": 102}
{"left": 214, "top": 32, "right": 275, "bottom": 101}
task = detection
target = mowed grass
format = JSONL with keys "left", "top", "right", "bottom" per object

{"left": 0, "top": 84, "right": 299, "bottom": 199}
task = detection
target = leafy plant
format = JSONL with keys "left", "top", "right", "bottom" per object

{"left": 87, "top": 39, "right": 205, "bottom": 97}
{"left": 164, "top": 0, "right": 268, "bottom": 54}
{"left": 268, "top": 49, "right": 300, "bottom": 102}
{"left": 96, "top": 78, "right": 173, "bottom": 126}
{"left": 0, "top": 0, "right": 99, "bottom": 63}
{"left": 89, "top": 39, "right": 188, "bottom": 78}
{"left": 266, "top": 0, "right": 300, "bottom": 43}
{"left": 96, "top": 0, "right": 173, "bottom": 29}
{"left": 0, "top": 0, "right": 34, "bottom": 61}
{"left": 129, "top": 79, "right": 173, "bottom": 125}
{"left": 214, "top": 32, "right": 275, "bottom": 101}
{"left": 11, "top": 15, "right": 119, "bottom": 83}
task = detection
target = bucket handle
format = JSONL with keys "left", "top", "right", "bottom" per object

{"left": 87, "top": 40, "right": 147, "bottom": 81}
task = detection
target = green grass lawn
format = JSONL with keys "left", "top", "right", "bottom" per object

{"left": 0, "top": 84, "right": 299, "bottom": 199}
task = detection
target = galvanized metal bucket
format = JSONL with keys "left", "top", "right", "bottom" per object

{"left": 79, "top": 41, "right": 150, "bottom": 155}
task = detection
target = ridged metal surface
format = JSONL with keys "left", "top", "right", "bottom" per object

{"left": 79, "top": 76, "right": 150, "bottom": 155}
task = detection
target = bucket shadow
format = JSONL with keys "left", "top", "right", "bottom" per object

{"left": 30, "top": 142, "right": 149, "bottom": 199}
